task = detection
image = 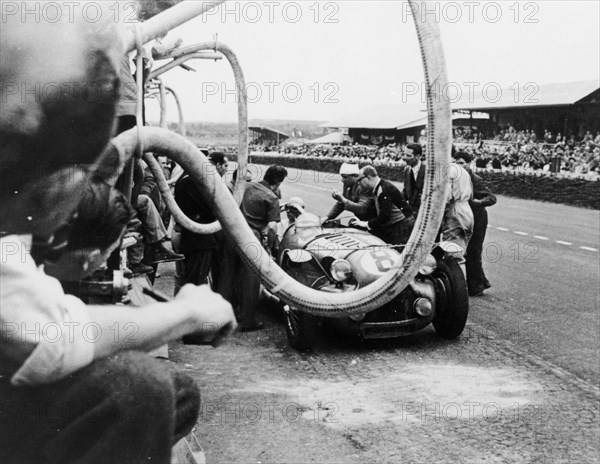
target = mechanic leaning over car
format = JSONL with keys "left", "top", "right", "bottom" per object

{"left": 353, "top": 165, "right": 416, "bottom": 245}
{"left": 227, "top": 165, "right": 288, "bottom": 332}
{"left": 325, "top": 163, "right": 376, "bottom": 222}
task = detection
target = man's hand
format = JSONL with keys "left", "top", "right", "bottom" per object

{"left": 176, "top": 285, "right": 237, "bottom": 344}
{"left": 331, "top": 190, "right": 345, "bottom": 203}
{"left": 352, "top": 220, "right": 369, "bottom": 230}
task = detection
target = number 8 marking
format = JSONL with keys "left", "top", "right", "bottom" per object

{"left": 370, "top": 250, "right": 394, "bottom": 272}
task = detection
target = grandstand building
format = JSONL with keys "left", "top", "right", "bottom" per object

{"left": 454, "top": 80, "right": 599, "bottom": 139}
{"left": 322, "top": 80, "right": 599, "bottom": 145}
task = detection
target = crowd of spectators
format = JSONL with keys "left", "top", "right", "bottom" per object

{"left": 255, "top": 128, "right": 600, "bottom": 180}
{"left": 459, "top": 127, "right": 600, "bottom": 179}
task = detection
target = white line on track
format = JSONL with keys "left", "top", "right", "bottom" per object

{"left": 295, "top": 182, "right": 331, "bottom": 193}
{"left": 291, "top": 189, "right": 600, "bottom": 253}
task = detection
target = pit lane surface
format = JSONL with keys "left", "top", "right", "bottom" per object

{"left": 157, "top": 165, "right": 599, "bottom": 463}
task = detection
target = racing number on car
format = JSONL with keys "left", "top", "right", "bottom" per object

{"left": 370, "top": 250, "right": 395, "bottom": 272}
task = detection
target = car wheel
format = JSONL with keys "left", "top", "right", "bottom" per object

{"left": 432, "top": 259, "right": 469, "bottom": 339}
{"left": 284, "top": 305, "right": 320, "bottom": 351}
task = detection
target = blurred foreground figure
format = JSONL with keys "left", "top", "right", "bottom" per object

{"left": 0, "top": 5, "right": 235, "bottom": 463}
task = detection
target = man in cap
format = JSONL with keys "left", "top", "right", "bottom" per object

{"left": 277, "top": 196, "right": 306, "bottom": 243}
{"left": 325, "top": 163, "right": 376, "bottom": 222}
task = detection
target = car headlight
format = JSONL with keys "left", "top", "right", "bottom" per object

{"left": 330, "top": 259, "right": 353, "bottom": 282}
{"left": 418, "top": 254, "right": 437, "bottom": 275}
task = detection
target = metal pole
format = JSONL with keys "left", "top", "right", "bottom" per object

{"left": 124, "top": 0, "right": 226, "bottom": 52}
{"left": 149, "top": 53, "right": 222, "bottom": 80}
{"left": 166, "top": 86, "right": 187, "bottom": 137}
{"left": 150, "top": 41, "right": 248, "bottom": 206}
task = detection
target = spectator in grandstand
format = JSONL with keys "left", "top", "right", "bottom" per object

{"left": 550, "top": 145, "right": 564, "bottom": 173}
{"left": 402, "top": 143, "right": 426, "bottom": 211}
{"left": 353, "top": 165, "right": 415, "bottom": 245}
{"left": 475, "top": 151, "right": 491, "bottom": 169}
{"left": 454, "top": 152, "right": 497, "bottom": 296}
{"left": 325, "top": 163, "right": 376, "bottom": 222}
{"left": 489, "top": 153, "right": 502, "bottom": 171}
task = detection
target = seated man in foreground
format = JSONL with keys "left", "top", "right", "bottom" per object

{"left": 0, "top": 11, "right": 236, "bottom": 464}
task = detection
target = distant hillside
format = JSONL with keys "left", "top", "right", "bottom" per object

{"left": 249, "top": 119, "right": 328, "bottom": 139}
{"left": 168, "top": 119, "right": 329, "bottom": 147}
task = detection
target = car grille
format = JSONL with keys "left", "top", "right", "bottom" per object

{"left": 363, "top": 288, "right": 415, "bottom": 323}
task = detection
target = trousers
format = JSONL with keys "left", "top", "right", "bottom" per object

{"left": 0, "top": 351, "right": 199, "bottom": 464}
{"left": 373, "top": 216, "right": 415, "bottom": 246}
{"left": 466, "top": 208, "right": 489, "bottom": 293}
{"left": 136, "top": 194, "right": 168, "bottom": 244}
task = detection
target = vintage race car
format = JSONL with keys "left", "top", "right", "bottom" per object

{"left": 275, "top": 213, "right": 469, "bottom": 350}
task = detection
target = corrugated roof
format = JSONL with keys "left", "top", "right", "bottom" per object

{"left": 322, "top": 107, "right": 489, "bottom": 130}
{"left": 249, "top": 126, "right": 289, "bottom": 139}
{"left": 453, "top": 79, "right": 599, "bottom": 111}
{"left": 306, "top": 132, "right": 344, "bottom": 144}
{"left": 322, "top": 106, "right": 427, "bottom": 129}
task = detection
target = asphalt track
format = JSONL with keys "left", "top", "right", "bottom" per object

{"left": 254, "top": 165, "right": 600, "bottom": 385}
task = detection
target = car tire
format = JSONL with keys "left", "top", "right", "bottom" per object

{"left": 284, "top": 305, "right": 320, "bottom": 351}
{"left": 432, "top": 259, "right": 469, "bottom": 339}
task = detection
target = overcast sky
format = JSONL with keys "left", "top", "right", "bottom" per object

{"left": 145, "top": 1, "right": 600, "bottom": 123}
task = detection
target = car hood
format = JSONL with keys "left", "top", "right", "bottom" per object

{"left": 305, "top": 229, "right": 404, "bottom": 286}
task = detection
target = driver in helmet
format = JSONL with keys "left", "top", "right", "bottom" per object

{"left": 324, "top": 163, "right": 376, "bottom": 222}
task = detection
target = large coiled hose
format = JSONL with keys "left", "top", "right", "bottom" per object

{"left": 146, "top": 41, "right": 249, "bottom": 235}
{"left": 106, "top": 0, "right": 451, "bottom": 317}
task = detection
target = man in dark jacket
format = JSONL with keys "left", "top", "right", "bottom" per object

{"left": 174, "top": 152, "right": 229, "bottom": 290}
{"left": 454, "top": 152, "right": 497, "bottom": 296}
{"left": 402, "top": 143, "right": 426, "bottom": 211}
{"left": 354, "top": 166, "right": 415, "bottom": 245}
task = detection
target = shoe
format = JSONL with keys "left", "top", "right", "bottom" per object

{"left": 239, "top": 322, "right": 265, "bottom": 332}
{"left": 151, "top": 243, "right": 185, "bottom": 264}
{"left": 469, "top": 290, "right": 485, "bottom": 297}
{"left": 130, "top": 262, "right": 154, "bottom": 275}
{"left": 483, "top": 280, "right": 491, "bottom": 289}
